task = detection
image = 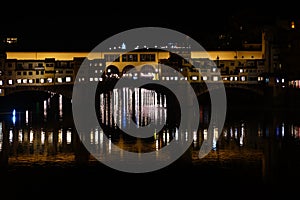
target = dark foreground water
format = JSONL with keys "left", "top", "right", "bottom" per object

{"left": 1, "top": 89, "right": 300, "bottom": 199}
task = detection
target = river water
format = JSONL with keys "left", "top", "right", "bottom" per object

{"left": 1, "top": 88, "right": 300, "bottom": 198}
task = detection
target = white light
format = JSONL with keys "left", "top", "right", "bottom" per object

{"left": 0, "top": 80, "right": 2, "bottom": 85}
{"left": 213, "top": 76, "right": 219, "bottom": 81}
{"left": 22, "top": 79, "right": 27, "bottom": 84}
{"left": 203, "top": 129, "right": 208, "bottom": 140}
{"left": 25, "top": 110, "right": 28, "bottom": 124}
{"left": 40, "top": 78, "right": 45, "bottom": 83}
{"left": 203, "top": 76, "right": 208, "bottom": 81}
{"left": 191, "top": 76, "right": 198, "bottom": 81}
{"left": 8, "top": 79, "right": 13, "bottom": 85}
{"left": 66, "top": 130, "right": 72, "bottom": 144}
{"left": 17, "top": 79, "right": 22, "bottom": 83}
{"left": 66, "top": 77, "right": 71, "bottom": 82}
{"left": 28, "top": 79, "right": 33, "bottom": 83}
{"left": 57, "top": 77, "right": 63, "bottom": 83}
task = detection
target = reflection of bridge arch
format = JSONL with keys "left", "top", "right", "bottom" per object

{"left": 191, "top": 83, "right": 264, "bottom": 97}
{"left": 3, "top": 85, "right": 73, "bottom": 99}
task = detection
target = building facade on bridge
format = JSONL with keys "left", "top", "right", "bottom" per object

{"left": 0, "top": 48, "right": 285, "bottom": 96}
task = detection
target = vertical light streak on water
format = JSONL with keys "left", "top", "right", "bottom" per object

{"left": 240, "top": 123, "right": 245, "bottom": 146}
{"left": 128, "top": 88, "right": 132, "bottom": 127}
{"left": 99, "top": 129, "right": 103, "bottom": 152}
{"left": 29, "top": 130, "right": 34, "bottom": 144}
{"left": 135, "top": 88, "right": 139, "bottom": 127}
{"left": 41, "top": 129, "right": 45, "bottom": 145}
{"left": 95, "top": 128, "right": 99, "bottom": 145}
{"left": 90, "top": 129, "right": 94, "bottom": 145}
{"left": 100, "top": 93, "right": 104, "bottom": 124}
{"left": 43, "top": 100, "right": 47, "bottom": 120}
{"left": 0, "top": 122, "right": 2, "bottom": 151}
{"left": 110, "top": 91, "right": 113, "bottom": 127}
{"left": 25, "top": 110, "right": 29, "bottom": 124}
{"left": 105, "top": 93, "right": 109, "bottom": 126}
{"left": 66, "top": 129, "right": 72, "bottom": 144}
{"left": 141, "top": 88, "right": 144, "bottom": 126}
{"left": 48, "top": 132, "right": 53, "bottom": 144}
{"left": 12, "top": 109, "right": 16, "bottom": 125}
{"left": 18, "top": 129, "right": 23, "bottom": 143}
{"left": 9, "top": 129, "right": 13, "bottom": 143}
{"left": 282, "top": 122, "right": 285, "bottom": 137}
{"left": 193, "top": 130, "right": 197, "bottom": 148}
{"left": 59, "top": 94, "right": 63, "bottom": 118}
{"left": 213, "top": 127, "right": 219, "bottom": 150}
{"left": 58, "top": 129, "right": 63, "bottom": 144}
{"left": 113, "top": 88, "right": 118, "bottom": 128}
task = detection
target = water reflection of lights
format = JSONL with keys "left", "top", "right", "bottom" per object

{"left": 212, "top": 127, "right": 219, "bottom": 150}
{"left": 0, "top": 122, "right": 2, "bottom": 151}
{"left": 12, "top": 109, "right": 16, "bottom": 125}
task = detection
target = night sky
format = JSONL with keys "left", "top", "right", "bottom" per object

{"left": 1, "top": 6, "right": 296, "bottom": 52}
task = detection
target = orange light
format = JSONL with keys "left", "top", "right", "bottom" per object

{"left": 291, "top": 21, "right": 295, "bottom": 29}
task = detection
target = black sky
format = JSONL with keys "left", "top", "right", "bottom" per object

{"left": 1, "top": 6, "right": 295, "bottom": 52}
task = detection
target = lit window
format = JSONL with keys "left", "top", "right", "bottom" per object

{"left": 0, "top": 80, "right": 3, "bottom": 85}
{"left": 28, "top": 79, "right": 33, "bottom": 84}
{"left": 191, "top": 76, "right": 198, "bottom": 81}
{"left": 66, "top": 77, "right": 71, "bottom": 82}
{"left": 57, "top": 78, "right": 63, "bottom": 83}
{"left": 213, "top": 76, "right": 219, "bottom": 81}
{"left": 40, "top": 78, "right": 45, "bottom": 83}
{"left": 8, "top": 80, "right": 13, "bottom": 85}
{"left": 47, "top": 78, "right": 53, "bottom": 83}
{"left": 202, "top": 76, "right": 208, "bottom": 81}
{"left": 241, "top": 76, "right": 246, "bottom": 81}
{"left": 17, "top": 79, "right": 22, "bottom": 84}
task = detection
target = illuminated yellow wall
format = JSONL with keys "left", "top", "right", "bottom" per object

{"left": 7, "top": 51, "right": 262, "bottom": 61}
{"left": 191, "top": 51, "right": 263, "bottom": 60}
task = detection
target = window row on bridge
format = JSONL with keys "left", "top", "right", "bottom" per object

{"left": 0, "top": 76, "right": 73, "bottom": 86}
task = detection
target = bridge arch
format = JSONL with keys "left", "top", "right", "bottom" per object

{"left": 140, "top": 64, "right": 156, "bottom": 78}
{"left": 121, "top": 65, "right": 137, "bottom": 77}
{"left": 106, "top": 65, "right": 120, "bottom": 78}
{"left": 192, "top": 83, "right": 264, "bottom": 97}
{"left": 194, "top": 83, "right": 264, "bottom": 107}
